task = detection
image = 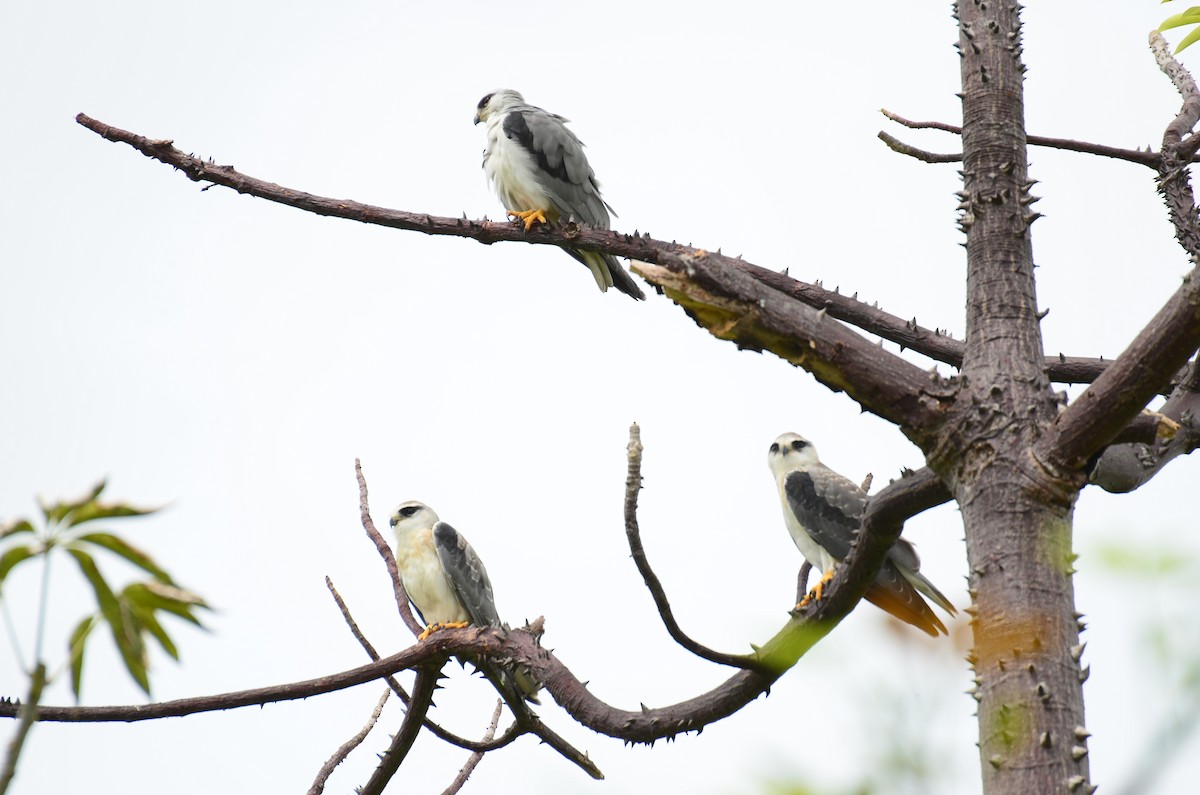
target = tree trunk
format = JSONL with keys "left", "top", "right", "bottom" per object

{"left": 948, "top": 3, "right": 1093, "bottom": 793}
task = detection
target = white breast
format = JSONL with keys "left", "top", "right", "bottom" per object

{"left": 395, "top": 526, "right": 470, "bottom": 625}
{"left": 484, "top": 114, "right": 551, "bottom": 213}
{"left": 777, "top": 475, "right": 837, "bottom": 573}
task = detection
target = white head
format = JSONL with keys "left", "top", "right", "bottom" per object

{"left": 767, "top": 432, "right": 820, "bottom": 478}
{"left": 389, "top": 500, "right": 439, "bottom": 538}
{"left": 473, "top": 89, "right": 525, "bottom": 125}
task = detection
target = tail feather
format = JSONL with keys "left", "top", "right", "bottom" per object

{"left": 865, "top": 561, "right": 948, "bottom": 637}
{"left": 568, "top": 249, "right": 646, "bottom": 300}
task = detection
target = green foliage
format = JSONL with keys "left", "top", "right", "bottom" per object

{"left": 0, "top": 481, "right": 208, "bottom": 700}
{"left": 1159, "top": 3, "right": 1200, "bottom": 53}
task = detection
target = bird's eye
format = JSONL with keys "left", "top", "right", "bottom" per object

{"left": 477, "top": 94, "right": 492, "bottom": 109}
{"left": 400, "top": 505, "right": 420, "bottom": 518}
{"left": 769, "top": 443, "right": 779, "bottom": 454}
{"left": 791, "top": 439, "right": 808, "bottom": 451}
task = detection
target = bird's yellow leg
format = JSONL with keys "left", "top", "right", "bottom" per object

{"left": 795, "top": 569, "right": 836, "bottom": 610}
{"left": 417, "top": 621, "right": 471, "bottom": 641}
{"left": 508, "top": 208, "right": 549, "bottom": 231}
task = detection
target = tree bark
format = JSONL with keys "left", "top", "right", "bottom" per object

{"left": 948, "top": 3, "right": 1092, "bottom": 793}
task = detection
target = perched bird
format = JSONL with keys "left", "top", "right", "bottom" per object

{"left": 767, "top": 433, "right": 957, "bottom": 636}
{"left": 474, "top": 89, "right": 645, "bottom": 300}
{"left": 389, "top": 500, "right": 540, "bottom": 703}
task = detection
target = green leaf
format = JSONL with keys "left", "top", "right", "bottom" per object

{"left": 0, "top": 544, "right": 38, "bottom": 593}
{"left": 1177, "top": 24, "right": 1200, "bottom": 52}
{"left": 66, "top": 548, "right": 150, "bottom": 694}
{"left": 40, "top": 481, "right": 107, "bottom": 523}
{"left": 123, "top": 581, "right": 209, "bottom": 627}
{"left": 0, "top": 519, "right": 35, "bottom": 540}
{"left": 125, "top": 597, "right": 179, "bottom": 660}
{"left": 63, "top": 500, "right": 159, "bottom": 529}
{"left": 1160, "top": 8, "right": 1200, "bottom": 31}
{"left": 67, "top": 615, "right": 98, "bottom": 701}
{"left": 72, "top": 532, "right": 173, "bottom": 583}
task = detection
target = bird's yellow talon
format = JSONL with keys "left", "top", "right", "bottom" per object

{"left": 797, "top": 569, "right": 836, "bottom": 610}
{"left": 509, "top": 208, "right": 549, "bottom": 231}
{"left": 417, "top": 620, "right": 471, "bottom": 641}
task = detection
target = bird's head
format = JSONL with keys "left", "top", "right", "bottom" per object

{"left": 474, "top": 88, "right": 524, "bottom": 125}
{"left": 768, "top": 432, "right": 820, "bottom": 477}
{"left": 389, "top": 500, "right": 439, "bottom": 536}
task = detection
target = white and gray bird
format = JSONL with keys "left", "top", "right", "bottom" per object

{"left": 768, "top": 433, "right": 957, "bottom": 637}
{"left": 474, "top": 89, "right": 645, "bottom": 300}
{"left": 389, "top": 500, "right": 540, "bottom": 703}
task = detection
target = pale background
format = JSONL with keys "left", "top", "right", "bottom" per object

{"left": 2, "top": 2, "right": 1197, "bottom": 793}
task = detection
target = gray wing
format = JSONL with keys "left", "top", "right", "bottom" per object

{"left": 433, "top": 522, "right": 501, "bottom": 627}
{"left": 502, "top": 107, "right": 613, "bottom": 229}
{"left": 433, "top": 522, "right": 542, "bottom": 703}
{"left": 782, "top": 467, "right": 866, "bottom": 561}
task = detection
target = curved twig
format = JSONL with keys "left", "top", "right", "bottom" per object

{"left": 355, "top": 459, "right": 422, "bottom": 637}
{"left": 622, "top": 423, "right": 764, "bottom": 670}
{"left": 441, "top": 700, "right": 503, "bottom": 795}
{"left": 880, "top": 108, "right": 1164, "bottom": 168}
{"left": 324, "top": 576, "right": 521, "bottom": 753}
{"left": 307, "top": 689, "right": 389, "bottom": 795}
{"left": 358, "top": 668, "right": 437, "bottom": 795}
{"left": 878, "top": 131, "right": 962, "bottom": 163}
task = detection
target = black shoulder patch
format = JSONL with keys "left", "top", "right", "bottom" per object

{"left": 502, "top": 111, "right": 571, "bottom": 183}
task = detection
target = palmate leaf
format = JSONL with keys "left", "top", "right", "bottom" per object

{"left": 38, "top": 480, "right": 159, "bottom": 529}
{"left": 0, "top": 544, "right": 38, "bottom": 595}
{"left": 65, "top": 547, "right": 150, "bottom": 694}
{"left": 73, "top": 532, "right": 173, "bottom": 583}
{"left": 67, "top": 616, "right": 99, "bottom": 701}
{"left": 0, "top": 519, "right": 35, "bottom": 540}
{"left": 39, "top": 481, "right": 106, "bottom": 524}
{"left": 123, "top": 581, "right": 209, "bottom": 627}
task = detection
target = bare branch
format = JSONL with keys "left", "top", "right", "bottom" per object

{"left": 440, "top": 700, "right": 503, "bottom": 795}
{"left": 794, "top": 562, "right": 813, "bottom": 608}
{"left": 325, "top": 576, "right": 520, "bottom": 753}
{"left": 0, "top": 663, "right": 44, "bottom": 795}
{"left": 1037, "top": 39, "right": 1200, "bottom": 473}
{"left": 307, "top": 689, "right": 390, "bottom": 795}
{"left": 881, "top": 109, "right": 1163, "bottom": 168}
{"left": 355, "top": 459, "right": 422, "bottom": 637}
{"left": 622, "top": 423, "right": 764, "bottom": 670}
{"left": 358, "top": 668, "right": 436, "bottom": 795}
{"left": 633, "top": 255, "right": 953, "bottom": 442}
{"left": 878, "top": 131, "right": 961, "bottom": 163}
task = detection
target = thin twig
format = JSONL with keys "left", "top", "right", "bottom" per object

{"left": 880, "top": 108, "right": 1164, "bottom": 168}
{"left": 355, "top": 459, "right": 422, "bottom": 637}
{"left": 440, "top": 700, "right": 503, "bottom": 795}
{"left": 622, "top": 423, "right": 765, "bottom": 670}
{"left": 358, "top": 669, "right": 437, "bottom": 795}
{"left": 878, "top": 131, "right": 961, "bottom": 163}
{"left": 307, "top": 689, "right": 390, "bottom": 795}
{"left": 0, "top": 663, "right": 44, "bottom": 795}
{"left": 324, "top": 576, "right": 521, "bottom": 753}
{"left": 794, "top": 562, "right": 812, "bottom": 608}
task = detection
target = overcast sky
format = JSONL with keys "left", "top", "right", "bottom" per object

{"left": 3, "top": 2, "right": 1199, "bottom": 793}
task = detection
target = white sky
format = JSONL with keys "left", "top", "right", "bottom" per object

{"left": 2, "top": 2, "right": 1198, "bottom": 794}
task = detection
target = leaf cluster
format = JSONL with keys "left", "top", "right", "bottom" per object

{"left": 0, "top": 481, "right": 207, "bottom": 699}
{"left": 1161, "top": 2, "right": 1200, "bottom": 53}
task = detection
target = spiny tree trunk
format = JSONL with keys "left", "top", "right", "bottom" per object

{"left": 948, "top": 3, "right": 1092, "bottom": 793}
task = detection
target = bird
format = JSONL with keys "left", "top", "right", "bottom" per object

{"left": 389, "top": 500, "right": 541, "bottom": 703}
{"left": 474, "top": 89, "right": 645, "bottom": 300}
{"left": 767, "top": 433, "right": 957, "bottom": 636}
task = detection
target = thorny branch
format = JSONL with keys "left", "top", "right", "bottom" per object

{"left": 356, "top": 459, "right": 422, "bottom": 637}
{"left": 307, "top": 689, "right": 389, "bottom": 795}
{"left": 441, "top": 700, "right": 503, "bottom": 795}
{"left": 622, "top": 423, "right": 766, "bottom": 670}
{"left": 1036, "top": 35, "right": 1200, "bottom": 475}
{"left": 358, "top": 668, "right": 437, "bottom": 795}
{"left": 879, "top": 108, "right": 1168, "bottom": 168}
{"left": 324, "top": 576, "right": 521, "bottom": 753}
{"left": 2, "top": 437, "right": 950, "bottom": 754}
{"left": 73, "top": 113, "right": 1130, "bottom": 402}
